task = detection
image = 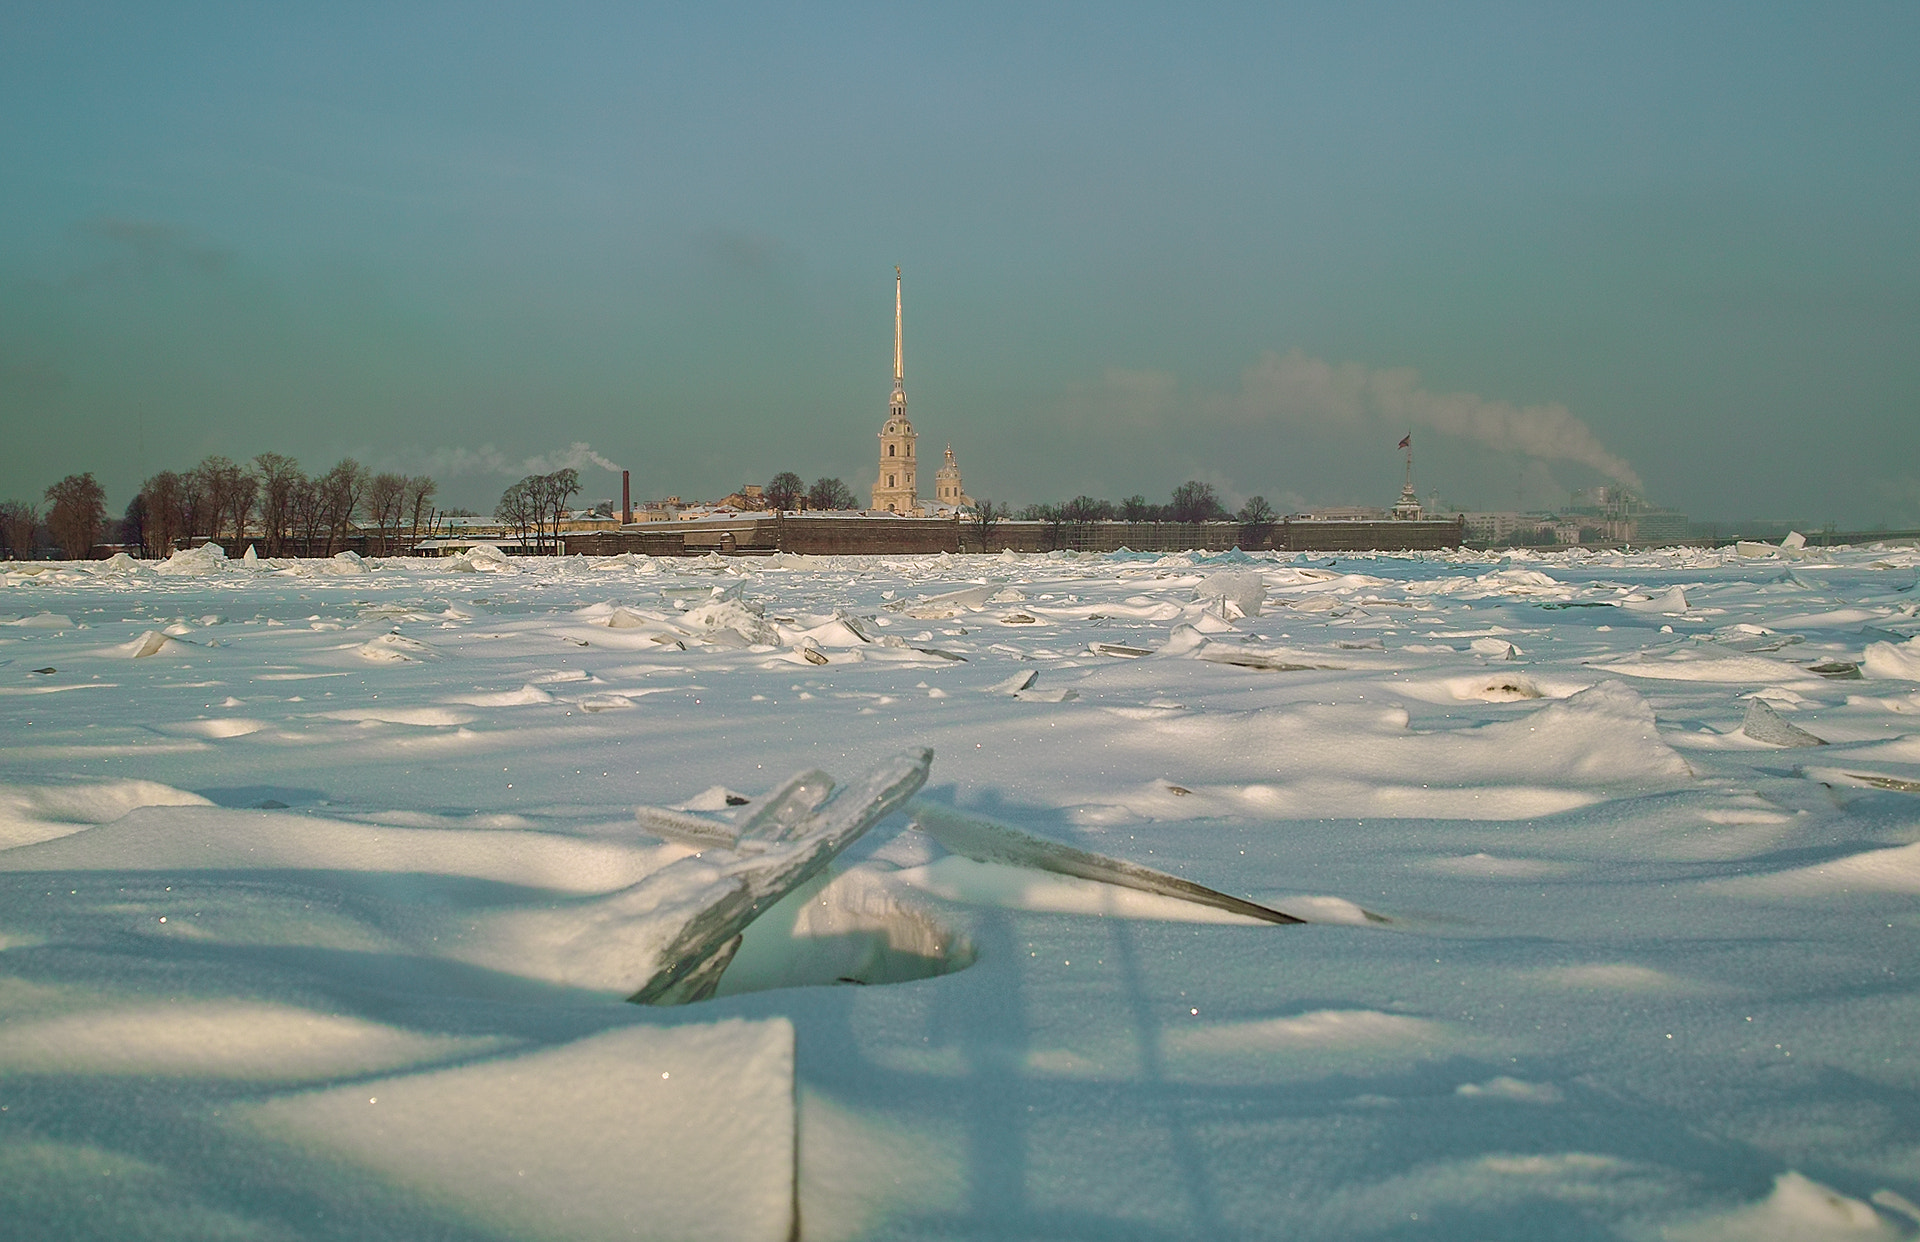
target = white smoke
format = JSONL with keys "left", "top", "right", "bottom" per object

{"left": 1063, "top": 351, "right": 1641, "bottom": 491}
{"left": 523, "top": 442, "right": 622, "bottom": 475}
{"left": 415, "top": 442, "right": 623, "bottom": 479}
{"left": 1235, "top": 350, "right": 1642, "bottom": 489}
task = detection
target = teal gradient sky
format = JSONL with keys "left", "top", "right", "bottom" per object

{"left": 3, "top": 3, "right": 1916, "bottom": 524}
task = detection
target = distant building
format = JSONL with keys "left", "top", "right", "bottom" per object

{"left": 1629, "top": 510, "right": 1691, "bottom": 545}
{"left": 1564, "top": 487, "right": 1689, "bottom": 545}
{"left": 1390, "top": 435, "right": 1423, "bottom": 519}
{"left": 932, "top": 444, "right": 972, "bottom": 509}
{"left": 1462, "top": 511, "right": 1558, "bottom": 544}
{"left": 1300, "top": 506, "right": 1389, "bottom": 521}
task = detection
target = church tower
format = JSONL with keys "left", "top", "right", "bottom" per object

{"left": 870, "top": 266, "right": 920, "bottom": 514}
{"left": 934, "top": 444, "right": 972, "bottom": 508}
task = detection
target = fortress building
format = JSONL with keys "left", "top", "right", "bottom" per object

{"left": 871, "top": 267, "right": 920, "bottom": 514}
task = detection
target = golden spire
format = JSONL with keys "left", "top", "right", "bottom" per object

{"left": 893, "top": 266, "right": 904, "bottom": 393}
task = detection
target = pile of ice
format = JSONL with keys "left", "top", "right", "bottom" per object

{"left": 153, "top": 541, "right": 229, "bottom": 576}
{"left": 448, "top": 542, "right": 515, "bottom": 572}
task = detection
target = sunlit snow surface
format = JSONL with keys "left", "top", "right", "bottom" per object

{"left": 4, "top": 543, "right": 1920, "bottom": 1241}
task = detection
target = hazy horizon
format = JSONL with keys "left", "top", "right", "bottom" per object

{"left": 4, "top": 4, "right": 1916, "bottom": 526}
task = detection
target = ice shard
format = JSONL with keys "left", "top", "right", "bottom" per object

{"left": 909, "top": 803, "right": 1304, "bottom": 925}
{"left": 1741, "top": 698, "right": 1827, "bottom": 747}
{"left": 625, "top": 751, "right": 932, "bottom": 1004}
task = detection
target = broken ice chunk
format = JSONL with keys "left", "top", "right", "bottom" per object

{"left": 1193, "top": 570, "right": 1266, "bottom": 617}
{"left": 625, "top": 750, "right": 933, "bottom": 1004}
{"left": 909, "top": 804, "right": 1302, "bottom": 925}
{"left": 1740, "top": 698, "right": 1827, "bottom": 747}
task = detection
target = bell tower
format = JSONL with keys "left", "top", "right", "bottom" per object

{"left": 870, "top": 266, "right": 920, "bottom": 514}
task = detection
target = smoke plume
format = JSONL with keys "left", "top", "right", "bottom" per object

{"left": 1237, "top": 351, "right": 1641, "bottom": 489}
{"left": 523, "top": 442, "right": 622, "bottom": 475}
{"left": 419, "top": 442, "right": 623, "bottom": 479}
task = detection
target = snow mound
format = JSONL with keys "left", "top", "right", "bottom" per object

{"left": 154, "top": 543, "right": 228, "bottom": 576}
{"left": 1863, "top": 637, "right": 1920, "bottom": 681}
{"left": 1455, "top": 1076, "right": 1564, "bottom": 1104}
{"left": 4, "top": 612, "right": 73, "bottom": 628}
{"left": 605, "top": 606, "right": 656, "bottom": 629}
{"left": 241, "top": 1020, "right": 797, "bottom": 1242}
{"left": 1476, "top": 681, "right": 1693, "bottom": 786}
{"left": 444, "top": 685, "right": 554, "bottom": 707}
{"left": 314, "top": 550, "right": 368, "bottom": 576}
{"left": 1730, "top": 839, "right": 1920, "bottom": 895}
{"left": 89, "top": 552, "right": 143, "bottom": 575}
{"left": 1662, "top": 1170, "right": 1901, "bottom": 1241}
{"left": 782, "top": 615, "right": 871, "bottom": 648}
{"left": 450, "top": 543, "right": 515, "bottom": 572}
{"left": 113, "top": 629, "right": 185, "bottom": 659}
{"left": 681, "top": 598, "right": 779, "bottom": 646}
{"left": 355, "top": 632, "right": 439, "bottom": 663}
{"left": 0, "top": 778, "right": 213, "bottom": 850}
{"left": 1597, "top": 649, "right": 1823, "bottom": 685}
{"left": 317, "top": 706, "right": 474, "bottom": 726}
{"left": 1167, "top": 1009, "right": 1443, "bottom": 1054}
{"left": 0, "top": 1002, "right": 500, "bottom": 1080}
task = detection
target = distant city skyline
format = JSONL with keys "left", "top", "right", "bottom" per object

{"left": 3, "top": 5, "right": 1916, "bottom": 526}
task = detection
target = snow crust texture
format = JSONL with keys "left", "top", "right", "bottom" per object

{"left": 3, "top": 542, "right": 1920, "bottom": 1240}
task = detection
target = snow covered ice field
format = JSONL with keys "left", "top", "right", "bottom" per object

{"left": 3, "top": 541, "right": 1920, "bottom": 1242}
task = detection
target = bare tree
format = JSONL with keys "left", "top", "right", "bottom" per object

{"left": 289, "top": 475, "right": 326, "bottom": 555}
{"left": 806, "top": 477, "right": 856, "bottom": 511}
{"left": 119, "top": 492, "right": 148, "bottom": 553}
{"left": 404, "top": 475, "right": 438, "bottom": 553}
{"left": 0, "top": 500, "right": 39, "bottom": 560}
{"left": 1169, "top": 480, "right": 1226, "bottom": 523}
{"left": 176, "top": 467, "right": 208, "bottom": 545}
{"left": 495, "top": 478, "right": 538, "bottom": 550}
{"left": 539, "top": 468, "right": 580, "bottom": 553}
{"left": 1061, "top": 495, "right": 1113, "bottom": 523}
{"left": 191, "top": 456, "right": 245, "bottom": 546}
{"left": 138, "top": 472, "right": 183, "bottom": 557}
{"left": 970, "top": 499, "right": 1005, "bottom": 551}
{"left": 765, "top": 471, "right": 804, "bottom": 512}
{"left": 44, "top": 473, "right": 107, "bottom": 559}
{"left": 365, "top": 472, "right": 407, "bottom": 556}
{"left": 252, "top": 453, "right": 302, "bottom": 556}
{"left": 228, "top": 470, "right": 258, "bottom": 552}
{"left": 1237, "top": 495, "right": 1275, "bottom": 524}
{"left": 316, "top": 459, "right": 366, "bottom": 555}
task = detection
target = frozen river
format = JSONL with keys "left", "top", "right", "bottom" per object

{"left": 3, "top": 540, "right": 1919, "bottom": 1240}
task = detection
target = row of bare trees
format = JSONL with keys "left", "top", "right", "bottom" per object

{"left": 493, "top": 469, "right": 581, "bottom": 553}
{"left": 128, "top": 455, "right": 437, "bottom": 558}
{"left": 0, "top": 475, "right": 113, "bottom": 560}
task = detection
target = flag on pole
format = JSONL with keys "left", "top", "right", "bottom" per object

{"left": 1398, "top": 434, "right": 1412, "bottom": 449}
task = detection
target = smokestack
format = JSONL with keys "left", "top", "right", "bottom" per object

{"left": 621, "top": 471, "right": 631, "bottom": 525}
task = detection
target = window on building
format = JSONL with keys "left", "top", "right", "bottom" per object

{"left": 888, "top": 444, "right": 895, "bottom": 456}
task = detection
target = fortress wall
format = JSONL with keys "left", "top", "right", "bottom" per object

{"left": 562, "top": 516, "right": 1463, "bottom": 557}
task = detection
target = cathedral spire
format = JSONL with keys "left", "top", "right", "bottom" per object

{"left": 873, "top": 267, "right": 919, "bottom": 514}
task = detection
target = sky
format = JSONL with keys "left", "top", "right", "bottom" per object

{"left": 2, "top": 2, "right": 1917, "bottom": 526}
